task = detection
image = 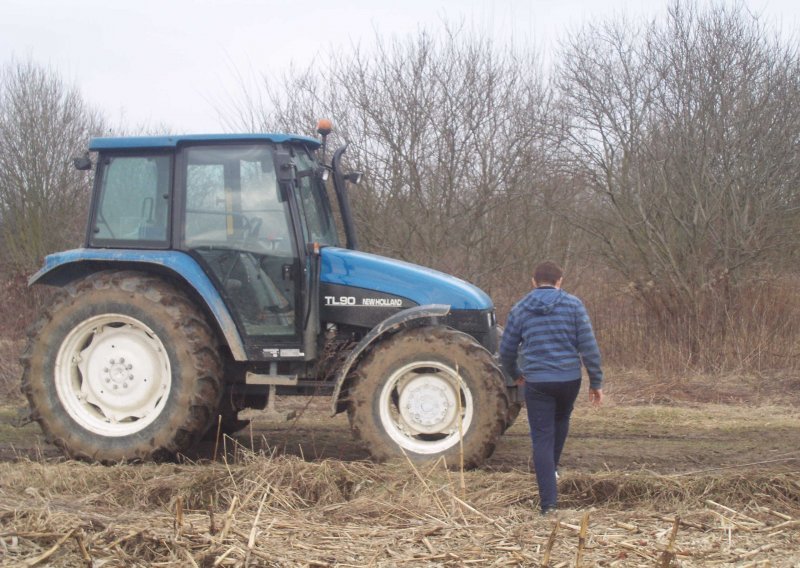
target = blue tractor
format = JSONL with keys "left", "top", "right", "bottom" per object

{"left": 21, "top": 122, "right": 518, "bottom": 467}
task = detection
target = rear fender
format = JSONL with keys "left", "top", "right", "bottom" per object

{"left": 330, "top": 304, "right": 451, "bottom": 415}
{"left": 29, "top": 248, "right": 247, "bottom": 360}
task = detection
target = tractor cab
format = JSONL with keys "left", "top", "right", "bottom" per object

{"left": 85, "top": 132, "right": 343, "bottom": 362}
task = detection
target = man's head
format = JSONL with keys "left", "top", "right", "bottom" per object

{"left": 533, "top": 261, "right": 563, "bottom": 288}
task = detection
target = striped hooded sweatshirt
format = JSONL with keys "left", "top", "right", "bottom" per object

{"left": 499, "top": 286, "right": 603, "bottom": 389}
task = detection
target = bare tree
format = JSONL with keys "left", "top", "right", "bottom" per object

{"left": 221, "top": 26, "right": 579, "bottom": 307}
{"left": 556, "top": 1, "right": 800, "bottom": 359}
{"left": 0, "top": 59, "right": 104, "bottom": 274}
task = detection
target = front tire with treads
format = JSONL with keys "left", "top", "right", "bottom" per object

{"left": 347, "top": 326, "right": 508, "bottom": 469}
{"left": 21, "top": 271, "right": 222, "bottom": 462}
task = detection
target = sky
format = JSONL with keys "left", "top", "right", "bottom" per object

{"left": 1, "top": 0, "right": 798, "bottom": 134}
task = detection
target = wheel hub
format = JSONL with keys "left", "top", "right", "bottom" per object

{"left": 104, "top": 357, "right": 133, "bottom": 389}
{"left": 398, "top": 375, "right": 458, "bottom": 434}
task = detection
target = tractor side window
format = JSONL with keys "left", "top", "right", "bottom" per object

{"left": 184, "top": 146, "right": 294, "bottom": 255}
{"left": 185, "top": 161, "right": 226, "bottom": 242}
{"left": 91, "top": 155, "right": 171, "bottom": 245}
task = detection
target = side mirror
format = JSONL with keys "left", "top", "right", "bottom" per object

{"left": 73, "top": 156, "right": 92, "bottom": 171}
{"left": 344, "top": 171, "right": 363, "bottom": 184}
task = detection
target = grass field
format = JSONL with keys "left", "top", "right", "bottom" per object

{"left": 1, "top": 370, "right": 799, "bottom": 566}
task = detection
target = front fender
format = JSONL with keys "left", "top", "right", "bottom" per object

{"left": 30, "top": 248, "right": 247, "bottom": 360}
{"left": 330, "top": 303, "right": 451, "bottom": 415}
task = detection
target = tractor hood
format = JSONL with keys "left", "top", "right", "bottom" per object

{"left": 319, "top": 247, "right": 492, "bottom": 310}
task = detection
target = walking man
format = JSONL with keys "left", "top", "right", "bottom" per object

{"left": 499, "top": 261, "right": 603, "bottom": 515}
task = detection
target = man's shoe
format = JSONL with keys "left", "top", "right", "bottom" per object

{"left": 541, "top": 506, "right": 558, "bottom": 517}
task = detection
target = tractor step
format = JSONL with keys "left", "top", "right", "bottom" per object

{"left": 245, "top": 372, "right": 299, "bottom": 386}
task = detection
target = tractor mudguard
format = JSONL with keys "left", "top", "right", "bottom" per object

{"left": 329, "top": 303, "right": 451, "bottom": 415}
{"left": 28, "top": 248, "right": 247, "bottom": 360}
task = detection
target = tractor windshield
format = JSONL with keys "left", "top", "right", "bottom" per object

{"left": 295, "top": 150, "right": 339, "bottom": 247}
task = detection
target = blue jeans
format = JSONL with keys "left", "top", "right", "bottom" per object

{"left": 524, "top": 379, "right": 581, "bottom": 512}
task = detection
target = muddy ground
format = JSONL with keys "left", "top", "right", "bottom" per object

{"left": 1, "top": 370, "right": 799, "bottom": 566}
{"left": 2, "top": 369, "right": 798, "bottom": 476}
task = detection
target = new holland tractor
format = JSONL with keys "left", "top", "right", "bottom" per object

{"left": 21, "top": 122, "right": 518, "bottom": 467}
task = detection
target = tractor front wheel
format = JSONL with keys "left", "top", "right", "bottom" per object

{"left": 21, "top": 271, "right": 222, "bottom": 462}
{"left": 347, "top": 326, "right": 507, "bottom": 469}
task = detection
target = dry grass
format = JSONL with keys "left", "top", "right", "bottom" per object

{"left": 576, "top": 271, "right": 800, "bottom": 377}
{"left": 0, "top": 339, "right": 23, "bottom": 403}
{"left": 600, "top": 367, "right": 800, "bottom": 407}
{"left": 1, "top": 445, "right": 798, "bottom": 567}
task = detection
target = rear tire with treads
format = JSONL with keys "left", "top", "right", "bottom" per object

{"left": 21, "top": 271, "right": 222, "bottom": 462}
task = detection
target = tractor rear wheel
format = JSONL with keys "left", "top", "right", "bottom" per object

{"left": 347, "top": 326, "right": 507, "bottom": 469}
{"left": 21, "top": 271, "right": 222, "bottom": 462}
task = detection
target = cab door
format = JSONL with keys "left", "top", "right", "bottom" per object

{"left": 179, "top": 143, "right": 307, "bottom": 360}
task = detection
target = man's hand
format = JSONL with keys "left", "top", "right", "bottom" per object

{"left": 515, "top": 376, "right": 525, "bottom": 387}
{"left": 589, "top": 388, "right": 604, "bottom": 407}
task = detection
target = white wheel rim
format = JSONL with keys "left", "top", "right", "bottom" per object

{"left": 378, "top": 360, "right": 474, "bottom": 455}
{"left": 54, "top": 314, "right": 171, "bottom": 437}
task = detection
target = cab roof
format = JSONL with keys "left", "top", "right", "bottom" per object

{"left": 89, "top": 133, "right": 322, "bottom": 151}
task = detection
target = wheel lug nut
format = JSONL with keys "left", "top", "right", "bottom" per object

{"left": 126, "top": 364, "right": 133, "bottom": 370}
{"left": 113, "top": 385, "right": 118, "bottom": 390}
{"left": 109, "top": 359, "right": 116, "bottom": 364}
{"left": 128, "top": 374, "right": 134, "bottom": 380}
{"left": 105, "top": 378, "right": 110, "bottom": 383}
{"left": 123, "top": 383, "right": 128, "bottom": 388}
{"left": 119, "top": 357, "right": 125, "bottom": 363}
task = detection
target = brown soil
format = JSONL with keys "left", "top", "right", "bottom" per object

{"left": 1, "top": 373, "right": 799, "bottom": 566}
{"left": 2, "top": 368, "right": 799, "bottom": 475}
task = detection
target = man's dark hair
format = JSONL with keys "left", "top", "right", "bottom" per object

{"left": 534, "top": 261, "right": 563, "bottom": 286}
